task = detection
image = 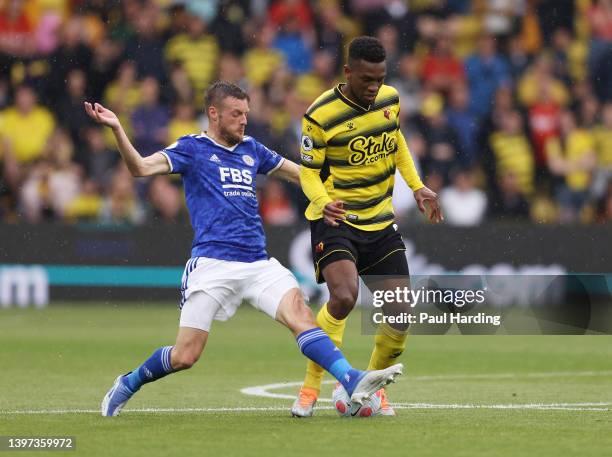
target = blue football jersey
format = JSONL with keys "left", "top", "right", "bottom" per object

{"left": 160, "top": 134, "right": 284, "bottom": 262}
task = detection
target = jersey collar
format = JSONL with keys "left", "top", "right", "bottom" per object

{"left": 201, "top": 132, "right": 241, "bottom": 152}
{"left": 334, "top": 83, "right": 371, "bottom": 113}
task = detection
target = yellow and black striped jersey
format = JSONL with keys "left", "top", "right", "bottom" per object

{"left": 299, "top": 83, "right": 424, "bottom": 231}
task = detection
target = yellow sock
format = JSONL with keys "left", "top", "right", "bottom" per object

{"left": 367, "top": 323, "right": 408, "bottom": 370}
{"left": 302, "top": 303, "right": 347, "bottom": 393}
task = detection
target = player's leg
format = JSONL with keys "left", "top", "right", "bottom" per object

{"left": 359, "top": 226, "right": 411, "bottom": 415}
{"left": 273, "top": 286, "right": 402, "bottom": 406}
{"left": 247, "top": 259, "right": 402, "bottom": 415}
{"left": 299, "top": 220, "right": 360, "bottom": 410}
{"left": 101, "top": 290, "right": 217, "bottom": 417}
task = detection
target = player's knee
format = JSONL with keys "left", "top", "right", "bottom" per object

{"left": 278, "top": 289, "right": 316, "bottom": 332}
{"left": 294, "top": 302, "right": 315, "bottom": 327}
{"left": 329, "top": 287, "right": 358, "bottom": 315}
{"left": 171, "top": 347, "right": 200, "bottom": 370}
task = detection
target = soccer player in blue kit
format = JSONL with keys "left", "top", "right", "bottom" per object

{"left": 85, "top": 81, "right": 402, "bottom": 417}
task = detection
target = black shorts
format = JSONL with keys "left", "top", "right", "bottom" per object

{"left": 310, "top": 219, "right": 409, "bottom": 284}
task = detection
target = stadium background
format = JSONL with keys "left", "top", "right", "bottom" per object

{"left": 0, "top": 0, "right": 611, "bottom": 305}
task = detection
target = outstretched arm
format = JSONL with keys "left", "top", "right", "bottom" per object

{"left": 271, "top": 159, "right": 300, "bottom": 184}
{"left": 84, "top": 102, "right": 170, "bottom": 177}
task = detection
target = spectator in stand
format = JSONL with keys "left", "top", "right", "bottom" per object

{"left": 591, "top": 43, "right": 612, "bottom": 101}
{"left": 421, "top": 33, "right": 465, "bottom": 95}
{"left": 124, "top": 2, "right": 166, "bottom": 81}
{"left": 164, "top": 11, "right": 219, "bottom": 106}
{"left": 418, "top": 92, "right": 461, "bottom": 184}
{"left": 268, "top": 0, "right": 313, "bottom": 32}
{"left": 550, "top": 28, "right": 573, "bottom": 86}
{"left": 20, "top": 129, "right": 82, "bottom": 222}
{"left": 546, "top": 110, "right": 596, "bottom": 223}
{"left": 18, "top": 161, "right": 57, "bottom": 222}
{"left": 376, "top": 24, "right": 401, "bottom": 80}
{"left": 47, "top": 15, "right": 92, "bottom": 104}
{"left": 527, "top": 83, "right": 560, "bottom": 169}
{"left": 164, "top": 63, "right": 195, "bottom": 107}
{"left": 0, "top": 0, "right": 35, "bottom": 58}
{"left": 518, "top": 54, "right": 570, "bottom": 108}
{"left": 507, "top": 34, "right": 531, "bottom": 81}
{"left": 99, "top": 164, "right": 145, "bottom": 225}
{"left": 168, "top": 102, "right": 199, "bottom": 144}
{"left": 488, "top": 170, "right": 530, "bottom": 221}
{"left": 217, "top": 53, "right": 247, "bottom": 88}
{"left": 103, "top": 60, "right": 140, "bottom": 123}
{"left": 259, "top": 178, "right": 297, "bottom": 226}
{"left": 131, "top": 76, "right": 169, "bottom": 157}
{"left": 274, "top": 88, "right": 308, "bottom": 163}
{"left": 536, "top": 0, "right": 574, "bottom": 44}
{"left": 445, "top": 82, "right": 480, "bottom": 167}
{"left": 55, "top": 69, "right": 92, "bottom": 153}
{"left": 0, "top": 85, "right": 55, "bottom": 166}
{"left": 64, "top": 178, "right": 103, "bottom": 223}
{"left": 270, "top": 4, "right": 314, "bottom": 75}
{"left": 312, "top": 0, "right": 350, "bottom": 67}
{"left": 390, "top": 54, "right": 422, "bottom": 122}
{"left": 209, "top": 0, "right": 248, "bottom": 55}
{"left": 295, "top": 50, "right": 337, "bottom": 103}
{"left": 440, "top": 168, "right": 487, "bottom": 226}
{"left": 487, "top": 110, "right": 535, "bottom": 196}
{"left": 82, "top": 126, "right": 117, "bottom": 191}
{"left": 592, "top": 102, "right": 612, "bottom": 198}
{"left": 148, "top": 175, "right": 184, "bottom": 223}
{"left": 86, "top": 37, "right": 122, "bottom": 102}
{"left": 465, "top": 33, "right": 511, "bottom": 117}
{"left": 244, "top": 87, "right": 274, "bottom": 147}
{"left": 243, "top": 24, "right": 285, "bottom": 88}
{"left": 587, "top": 0, "right": 612, "bottom": 76}
{"left": 362, "top": 0, "right": 418, "bottom": 51}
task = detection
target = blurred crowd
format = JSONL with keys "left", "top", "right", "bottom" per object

{"left": 0, "top": 0, "right": 611, "bottom": 227}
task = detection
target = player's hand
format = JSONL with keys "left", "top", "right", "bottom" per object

{"left": 414, "top": 187, "right": 443, "bottom": 223}
{"left": 323, "top": 200, "right": 346, "bottom": 227}
{"left": 84, "top": 102, "right": 121, "bottom": 130}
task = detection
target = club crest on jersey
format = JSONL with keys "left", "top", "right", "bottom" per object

{"left": 301, "top": 134, "right": 314, "bottom": 151}
{"left": 384, "top": 109, "right": 391, "bottom": 119}
{"left": 315, "top": 242, "right": 324, "bottom": 253}
{"left": 346, "top": 121, "right": 354, "bottom": 130}
{"left": 242, "top": 155, "right": 254, "bottom": 166}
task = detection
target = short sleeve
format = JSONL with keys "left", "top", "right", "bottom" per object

{"left": 255, "top": 141, "right": 284, "bottom": 175}
{"left": 160, "top": 136, "right": 193, "bottom": 175}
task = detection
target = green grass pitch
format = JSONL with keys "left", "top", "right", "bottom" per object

{"left": 1, "top": 304, "right": 611, "bottom": 457}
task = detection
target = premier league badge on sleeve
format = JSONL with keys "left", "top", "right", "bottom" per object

{"left": 301, "top": 134, "right": 314, "bottom": 151}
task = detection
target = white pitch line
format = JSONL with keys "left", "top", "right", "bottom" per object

{"left": 240, "top": 370, "right": 612, "bottom": 402}
{"left": 1, "top": 402, "right": 610, "bottom": 415}
{"left": 2, "top": 371, "right": 610, "bottom": 416}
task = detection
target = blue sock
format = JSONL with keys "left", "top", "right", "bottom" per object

{"left": 296, "top": 328, "right": 364, "bottom": 396}
{"left": 123, "top": 346, "right": 174, "bottom": 392}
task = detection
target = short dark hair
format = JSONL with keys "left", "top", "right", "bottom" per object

{"left": 204, "top": 81, "right": 249, "bottom": 111}
{"left": 348, "top": 36, "right": 386, "bottom": 65}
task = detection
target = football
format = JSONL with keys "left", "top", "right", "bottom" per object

{"left": 332, "top": 383, "right": 382, "bottom": 417}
